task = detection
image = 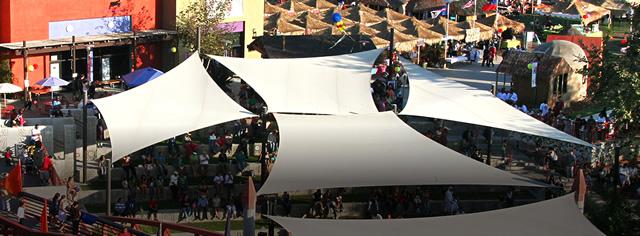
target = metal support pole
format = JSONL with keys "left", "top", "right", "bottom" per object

{"left": 613, "top": 144, "right": 620, "bottom": 187}
{"left": 72, "top": 36, "right": 78, "bottom": 182}
{"left": 132, "top": 31, "right": 137, "bottom": 71}
{"left": 443, "top": 3, "right": 450, "bottom": 69}
{"left": 503, "top": 73, "right": 507, "bottom": 89}
{"left": 22, "top": 41, "right": 28, "bottom": 99}
{"left": 268, "top": 197, "right": 275, "bottom": 236}
{"left": 82, "top": 81, "right": 88, "bottom": 183}
{"left": 197, "top": 27, "right": 202, "bottom": 54}
{"left": 494, "top": 72, "right": 499, "bottom": 95}
{"left": 486, "top": 128, "right": 492, "bottom": 165}
{"left": 388, "top": 28, "right": 395, "bottom": 74}
{"left": 106, "top": 158, "right": 112, "bottom": 216}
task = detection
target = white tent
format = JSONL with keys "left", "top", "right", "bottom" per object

{"left": 267, "top": 193, "right": 604, "bottom": 236}
{"left": 92, "top": 54, "right": 256, "bottom": 162}
{"left": 258, "top": 112, "right": 545, "bottom": 195}
{"left": 399, "top": 58, "right": 590, "bottom": 146}
{"left": 208, "top": 49, "right": 382, "bottom": 115}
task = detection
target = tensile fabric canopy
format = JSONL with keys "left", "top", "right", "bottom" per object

{"left": 92, "top": 54, "right": 256, "bottom": 162}
{"left": 267, "top": 193, "right": 604, "bottom": 236}
{"left": 258, "top": 112, "right": 545, "bottom": 195}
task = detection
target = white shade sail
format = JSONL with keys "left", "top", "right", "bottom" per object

{"left": 258, "top": 112, "right": 545, "bottom": 195}
{"left": 92, "top": 54, "right": 256, "bottom": 162}
{"left": 267, "top": 193, "right": 604, "bottom": 236}
{"left": 399, "top": 58, "right": 590, "bottom": 146}
{"left": 208, "top": 49, "right": 382, "bottom": 115}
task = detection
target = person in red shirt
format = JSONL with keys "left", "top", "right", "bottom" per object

{"left": 40, "top": 155, "right": 53, "bottom": 185}
{"left": 3, "top": 149, "right": 12, "bottom": 167}
{"left": 118, "top": 227, "right": 132, "bottom": 236}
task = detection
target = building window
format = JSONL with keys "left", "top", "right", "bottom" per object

{"left": 554, "top": 73, "right": 568, "bottom": 95}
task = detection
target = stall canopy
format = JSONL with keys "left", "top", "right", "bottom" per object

{"left": 399, "top": 58, "right": 590, "bottom": 146}
{"left": 257, "top": 112, "right": 545, "bottom": 195}
{"left": 208, "top": 49, "right": 381, "bottom": 115}
{"left": 267, "top": 193, "right": 604, "bottom": 236}
{"left": 92, "top": 54, "right": 256, "bottom": 162}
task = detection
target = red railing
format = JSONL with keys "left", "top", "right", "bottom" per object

{"left": 103, "top": 216, "right": 225, "bottom": 236}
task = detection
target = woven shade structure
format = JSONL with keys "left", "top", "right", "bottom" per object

{"left": 265, "top": 12, "right": 307, "bottom": 35}
{"left": 370, "top": 21, "right": 419, "bottom": 51}
{"left": 477, "top": 14, "right": 526, "bottom": 34}
{"left": 456, "top": 21, "right": 495, "bottom": 41}
{"left": 427, "top": 17, "right": 466, "bottom": 41}
{"left": 393, "top": 19, "right": 443, "bottom": 44}
{"left": 377, "top": 8, "right": 412, "bottom": 22}
{"left": 301, "top": 0, "right": 338, "bottom": 10}
{"left": 263, "top": 1, "right": 456, "bottom": 48}
{"left": 536, "top": 0, "right": 610, "bottom": 25}
{"left": 408, "top": 0, "right": 446, "bottom": 12}
{"left": 265, "top": 2, "right": 288, "bottom": 16}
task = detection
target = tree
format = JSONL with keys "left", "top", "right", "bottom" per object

{"left": 0, "top": 57, "right": 12, "bottom": 84}
{"left": 585, "top": 5, "right": 640, "bottom": 149}
{"left": 177, "top": 0, "right": 232, "bottom": 55}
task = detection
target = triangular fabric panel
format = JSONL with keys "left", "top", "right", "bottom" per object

{"left": 399, "top": 58, "right": 590, "bottom": 146}
{"left": 93, "top": 54, "right": 256, "bottom": 162}
{"left": 208, "top": 49, "right": 382, "bottom": 115}
{"left": 267, "top": 193, "right": 604, "bottom": 236}
{"left": 257, "top": 112, "right": 545, "bottom": 195}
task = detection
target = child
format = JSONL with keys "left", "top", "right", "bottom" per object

{"left": 17, "top": 200, "right": 25, "bottom": 224}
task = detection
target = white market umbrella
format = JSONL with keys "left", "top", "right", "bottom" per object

{"left": 0, "top": 83, "right": 23, "bottom": 108}
{"left": 36, "top": 77, "right": 70, "bottom": 101}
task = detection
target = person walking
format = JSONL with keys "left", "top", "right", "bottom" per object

{"left": 70, "top": 201, "right": 81, "bottom": 234}
{"left": 40, "top": 155, "right": 53, "bottom": 185}
{"left": 17, "top": 200, "right": 25, "bottom": 225}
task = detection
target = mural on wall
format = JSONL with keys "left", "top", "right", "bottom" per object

{"left": 48, "top": 16, "right": 132, "bottom": 39}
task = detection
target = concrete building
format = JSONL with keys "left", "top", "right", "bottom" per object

{"left": 174, "top": 0, "right": 264, "bottom": 59}
{"left": 0, "top": 0, "right": 177, "bottom": 93}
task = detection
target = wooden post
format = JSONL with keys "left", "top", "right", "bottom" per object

{"left": 132, "top": 31, "right": 137, "bottom": 71}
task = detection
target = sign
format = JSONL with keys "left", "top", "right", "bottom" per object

{"left": 531, "top": 62, "right": 538, "bottom": 88}
{"left": 465, "top": 28, "right": 481, "bottom": 42}
{"left": 417, "top": 39, "right": 425, "bottom": 47}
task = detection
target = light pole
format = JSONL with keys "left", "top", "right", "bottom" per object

{"left": 106, "top": 158, "right": 112, "bottom": 216}
{"left": 443, "top": 1, "right": 452, "bottom": 69}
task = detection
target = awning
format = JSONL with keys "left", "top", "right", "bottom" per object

{"left": 0, "top": 29, "right": 176, "bottom": 55}
{"left": 92, "top": 54, "right": 256, "bottom": 162}
{"left": 267, "top": 193, "right": 604, "bottom": 236}
{"left": 257, "top": 112, "right": 545, "bottom": 195}
{"left": 208, "top": 49, "right": 382, "bottom": 115}
{"left": 399, "top": 58, "right": 590, "bottom": 146}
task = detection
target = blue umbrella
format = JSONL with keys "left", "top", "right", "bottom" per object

{"left": 36, "top": 77, "right": 70, "bottom": 101}
{"left": 122, "top": 67, "right": 164, "bottom": 88}
{"left": 36, "top": 76, "right": 70, "bottom": 87}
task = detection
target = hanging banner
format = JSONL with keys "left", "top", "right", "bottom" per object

{"left": 465, "top": 28, "right": 480, "bottom": 42}
{"left": 531, "top": 62, "right": 538, "bottom": 88}
{"left": 87, "top": 47, "right": 94, "bottom": 82}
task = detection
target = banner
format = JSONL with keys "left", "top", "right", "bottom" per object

{"left": 465, "top": 28, "right": 481, "bottom": 42}
{"left": 531, "top": 62, "right": 538, "bottom": 88}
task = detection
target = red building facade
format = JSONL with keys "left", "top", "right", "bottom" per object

{"left": 0, "top": 0, "right": 175, "bottom": 90}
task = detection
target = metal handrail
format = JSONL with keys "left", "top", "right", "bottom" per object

{"left": 19, "top": 191, "right": 148, "bottom": 235}
{"left": 104, "top": 216, "right": 226, "bottom": 236}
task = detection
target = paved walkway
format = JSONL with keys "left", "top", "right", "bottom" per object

{"left": 428, "top": 56, "right": 512, "bottom": 91}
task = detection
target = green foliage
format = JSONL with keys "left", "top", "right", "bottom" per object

{"left": 584, "top": 6, "right": 640, "bottom": 145}
{"left": 0, "top": 58, "right": 12, "bottom": 84}
{"left": 585, "top": 190, "right": 639, "bottom": 235}
{"left": 177, "top": 0, "right": 232, "bottom": 55}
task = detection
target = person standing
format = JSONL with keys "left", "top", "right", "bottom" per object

{"left": 17, "top": 200, "right": 25, "bottom": 224}
{"left": 40, "top": 155, "right": 53, "bottom": 185}
{"left": 70, "top": 201, "right": 81, "bottom": 234}
{"left": 147, "top": 197, "right": 158, "bottom": 221}
{"left": 488, "top": 44, "right": 497, "bottom": 67}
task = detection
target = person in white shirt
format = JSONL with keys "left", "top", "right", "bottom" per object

{"left": 520, "top": 104, "right": 528, "bottom": 113}
{"left": 509, "top": 92, "right": 518, "bottom": 104}
{"left": 31, "top": 124, "right": 42, "bottom": 142}
{"left": 198, "top": 151, "right": 209, "bottom": 177}
{"left": 540, "top": 103, "right": 549, "bottom": 116}
{"left": 169, "top": 171, "right": 179, "bottom": 200}
{"left": 17, "top": 200, "right": 25, "bottom": 224}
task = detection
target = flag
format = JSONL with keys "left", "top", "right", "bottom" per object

{"left": 0, "top": 160, "right": 23, "bottom": 196}
{"left": 463, "top": 0, "right": 474, "bottom": 9}
{"left": 40, "top": 199, "right": 48, "bottom": 233}
{"left": 482, "top": 3, "right": 497, "bottom": 11}
{"left": 430, "top": 6, "right": 447, "bottom": 19}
